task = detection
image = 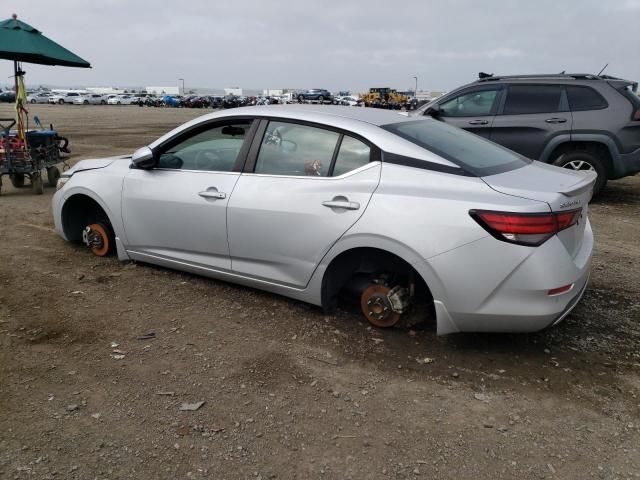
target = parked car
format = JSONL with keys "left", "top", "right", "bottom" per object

{"left": 414, "top": 73, "right": 640, "bottom": 194}
{"left": 0, "top": 91, "right": 16, "bottom": 103}
{"left": 73, "top": 94, "right": 107, "bottom": 105}
{"left": 49, "top": 92, "right": 82, "bottom": 104}
{"left": 298, "top": 89, "right": 333, "bottom": 104}
{"left": 208, "top": 96, "right": 224, "bottom": 108}
{"left": 162, "top": 95, "right": 182, "bottom": 107}
{"left": 27, "top": 92, "right": 51, "bottom": 104}
{"left": 340, "top": 96, "right": 362, "bottom": 106}
{"left": 52, "top": 105, "right": 595, "bottom": 335}
{"left": 222, "top": 95, "right": 241, "bottom": 108}
{"left": 107, "top": 95, "right": 134, "bottom": 105}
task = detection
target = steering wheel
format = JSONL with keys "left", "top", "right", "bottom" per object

{"left": 194, "top": 150, "right": 222, "bottom": 170}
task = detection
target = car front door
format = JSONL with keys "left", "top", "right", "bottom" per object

{"left": 121, "top": 119, "right": 256, "bottom": 271}
{"left": 489, "top": 84, "right": 573, "bottom": 160}
{"left": 431, "top": 85, "right": 502, "bottom": 138}
{"left": 227, "top": 120, "right": 380, "bottom": 287}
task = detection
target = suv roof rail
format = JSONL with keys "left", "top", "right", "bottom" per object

{"left": 476, "top": 73, "right": 603, "bottom": 82}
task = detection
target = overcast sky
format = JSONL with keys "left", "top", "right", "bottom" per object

{"left": 2, "top": 0, "right": 639, "bottom": 92}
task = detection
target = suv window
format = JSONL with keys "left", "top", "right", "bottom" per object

{"left": 566, "top": 86, "right": 608, "bottom": 111}
{"left": 439, "top": 88, "right": 499, "bottom": 117}
{"left": 503, "top": 85, "right": 563, "bottom": 115}
{"left": 332, "top": 136, "right": 371, "bottom": 176}
{"left": 255, "top": 121, "right": 339, "bottom": 176}
{"left": 382, "top": 119, "right": 531, "bottom": 176}
{"left": 157, "top": 121, "right": 251, "bottom": 171}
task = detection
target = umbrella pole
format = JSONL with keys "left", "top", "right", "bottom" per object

{"left": 14, "top": 60, "right": 17, "bottom": 92}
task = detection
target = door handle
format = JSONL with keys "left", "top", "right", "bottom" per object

{"left": 545, "top": 118, "right": 567, "bottom": 124}
{"left": 198, "top": 189, "right": 226, "bottom": 199}
{"left": 468, "top": 119, "right": 489, "bottom": 125}
{"left": 322, "top": 200, "right": 360, "bottom": 210}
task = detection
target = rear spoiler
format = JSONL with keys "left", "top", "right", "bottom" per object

{"left": 606, "top": 77, "right": 638, "bottom": 93}
{"left": 559, "top": 170, "right": 597, "bottom": 197}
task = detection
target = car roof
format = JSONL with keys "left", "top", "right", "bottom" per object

{"left": 229, "top": 105, "right": 415, "bottom": 127}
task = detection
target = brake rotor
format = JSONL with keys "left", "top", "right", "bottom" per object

{"left": 360, "top": 284, "right": 401, "bottom": 328}
{"left": 83, "top": 223, "right": 110, "bottom": 257}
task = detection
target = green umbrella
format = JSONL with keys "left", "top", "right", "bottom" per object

{"left": 0, "top": 14, "right": 90, "bottom": 144}
{"left": 0, "top": 14, "right": 91, "bottom": 68}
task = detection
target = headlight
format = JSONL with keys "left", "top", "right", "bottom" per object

{"left": 56, "top": 175, "right": 71, "bottom": 190}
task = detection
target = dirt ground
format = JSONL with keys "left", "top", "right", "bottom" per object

{"left": 0, "top": 105, "right": 639, "bottom": 480}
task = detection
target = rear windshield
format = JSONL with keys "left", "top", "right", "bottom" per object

{"left": 382, "top": 119, "right": 531, "bottom": 176}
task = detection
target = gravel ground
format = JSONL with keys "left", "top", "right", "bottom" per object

{"left": 0, "top": 104, "right": 639, "bottom": 480}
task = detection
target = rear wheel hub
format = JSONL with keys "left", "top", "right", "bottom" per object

{"left": 360, "top": 284, "right": 401, "bottom": 328}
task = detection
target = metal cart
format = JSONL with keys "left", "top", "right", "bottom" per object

{"left": 0, "top": 118, "right": 69, "bottom": 195}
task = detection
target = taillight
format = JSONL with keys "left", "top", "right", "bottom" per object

{"left": 470, "top": 209, "right": 581, "bottom": 246}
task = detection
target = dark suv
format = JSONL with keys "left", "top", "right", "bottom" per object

{"left": 414, "top": 73, "right": 640, "bottom": 194}
{"left": 298, "top": 89, "right": 333, "bottom": 104}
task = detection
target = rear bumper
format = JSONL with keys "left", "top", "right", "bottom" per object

{"left": 427, "top": 220, "right": 593, "bottom": 334}
{"left": 611, "top": 146, "right": 640, "bottom": 179}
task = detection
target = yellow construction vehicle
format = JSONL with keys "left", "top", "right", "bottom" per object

{"left": 359, "top": 87, "right": 408, "bottom": 109}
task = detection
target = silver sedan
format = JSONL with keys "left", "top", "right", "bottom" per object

{"left": 52, "top": 106, "right": 595, "bottom": 334}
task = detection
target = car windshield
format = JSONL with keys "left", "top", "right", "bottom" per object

{"left": 382, "top": 119, "right": 531, "bottom": 176}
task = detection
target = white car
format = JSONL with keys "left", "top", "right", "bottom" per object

{"left": 52, "top": 105, "right": 595, "bottom": 334}
{"left": 27, "top": 92, "right": 51, "bottom": 104}
{"left": 341, "top": 96, "right": 361, "bottom": 106}
{"left": 73, "top": 94, "right": 107, "bottom": 105}
{"left": 49, "top": 92, "right": 82, "bottom": 104}
{"left": 108, "top": 95, "right": 135, "bottom": 105}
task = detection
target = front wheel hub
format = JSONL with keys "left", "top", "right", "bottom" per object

{"left": 82, "top": 223, "right": 110, "bottom": 257}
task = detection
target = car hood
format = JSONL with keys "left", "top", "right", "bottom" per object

{"left": 65, "top": 155, "right": 131, "bottom": 175}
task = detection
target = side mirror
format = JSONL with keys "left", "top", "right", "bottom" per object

{"left": 425, "top": 104, "right": 442, "bottom": 118}
{"left": 131, "top": 146, "right": 155, "bottom": 169}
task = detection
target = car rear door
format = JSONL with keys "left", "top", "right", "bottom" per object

{"left": 121, "top": 119, "right": 256, "bottom": 271}
{"left": 227, "top": 119, "right": 380, "bottom": 287}
{"left": 431, "top": 85, "right": 502, "bottom": 138}
{"left": 489, "top": 84, "right": 573, "bottom": 160}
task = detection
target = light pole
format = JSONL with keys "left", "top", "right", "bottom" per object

{"left": 179, "top": 78, "right": 185, "bottom": 95}
{"left": 413, "top": 76, "right": 418, "bottom": 99}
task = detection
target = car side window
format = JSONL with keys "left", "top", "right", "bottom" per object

{"left": 332, "top": 136, "right": 371, "bottom": 176}
{"left": 156, "top": 121, "right": 251, "bottom": 171}
{"left": 503, "top": 85, "right": 563, "bottom": 115}
{"left": 566, "top": 86, "right": 608, "bottom": 111}
{"left": 439, "top": 89, "right": 499, "bottom": 117}
{"left": 254, "top": 121, "right": 339, "bottom": 176}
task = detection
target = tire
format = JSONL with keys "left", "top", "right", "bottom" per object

{"left": 318, "top": 96, "right": 324, "bottom": 104}
{"left": 10, "top": 173, "right": 25, "bottom": 188}
{"left": 31, "top": 172, "right": 44, "bottom": 195}
{"left": 101, "top": 100, "right": 106, "bottom": 105}
{"left": 30, "top": 99, "right": 36, "bottom": 104}
{"left": 553, "top": 150, "right": 607, "bottom": 195}
{"left": 298, "top": 95, "right": 304, "bottom": 103}
{"left": 58, "top": 99, "right": 64, "bottom": 104}
{"left": 46, "top": 166, "right": 60, "bottom": 187}
{"left": 83, "top": 100, "right": 89, "bottom": 105}
{"left": 117, "top": 101, "right": 121, "bottom": 105}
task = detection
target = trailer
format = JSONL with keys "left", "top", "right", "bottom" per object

{"left": 0, "top": 118, "right": 69, "bottom": 195}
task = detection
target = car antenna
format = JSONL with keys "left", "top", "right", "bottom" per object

{"left": 597, "top": 63, "right": 609, "bottom": 76}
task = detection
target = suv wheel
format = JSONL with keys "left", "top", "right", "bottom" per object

{"left": 553, "top": 150, "right": 607, "bottom": 195}
{"left": 318, "top": 95, "right": 324, "bottom": 103}
{"left": 298, "top": 95, "right": 304, "bottom": 103}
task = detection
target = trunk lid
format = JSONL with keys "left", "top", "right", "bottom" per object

{"left": 481, "top": 161, "right": 596, "bottom": 257}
